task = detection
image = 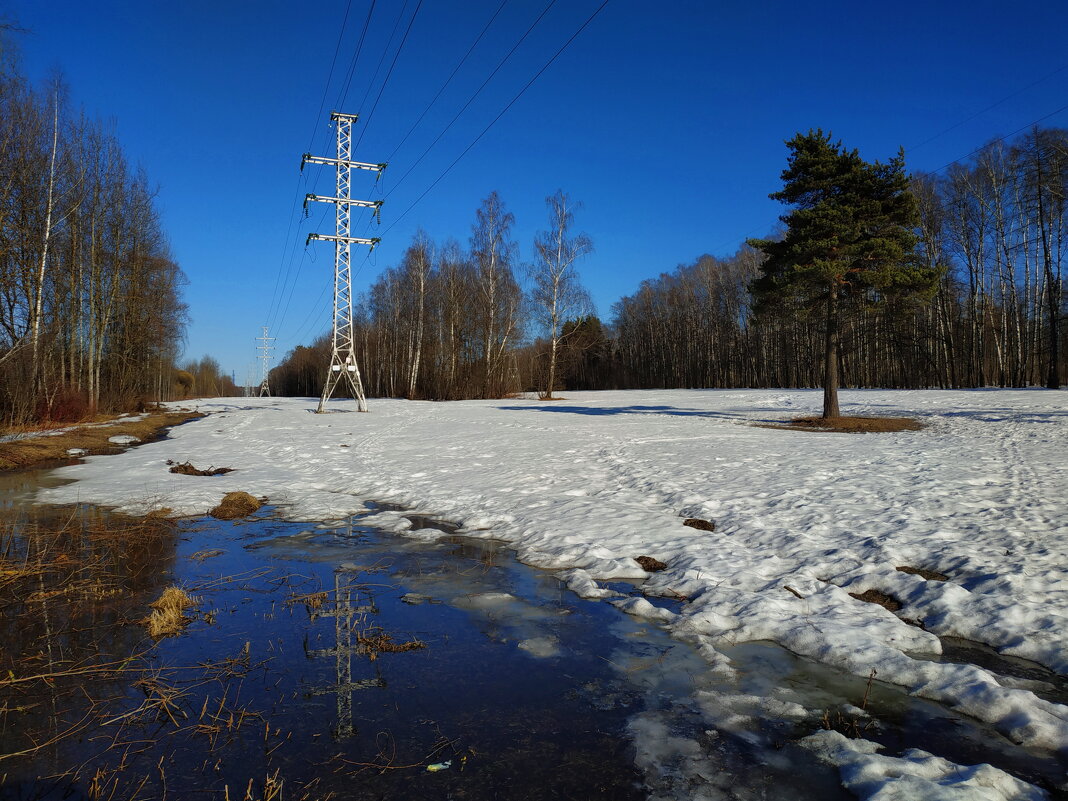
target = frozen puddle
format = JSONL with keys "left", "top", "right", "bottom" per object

{"left": 0, "top": 496, "right": 1063, "bottom": 799}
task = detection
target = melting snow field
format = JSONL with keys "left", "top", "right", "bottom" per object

{"left": 37, "top": 388, "right": 1068, "bottom": 798}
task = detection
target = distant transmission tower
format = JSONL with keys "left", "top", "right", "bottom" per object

{"left": 302, "top": 111, "right": 384, "bottom": 413}
{"left": 256, "top": 326, "right": 275, "bottom": 397}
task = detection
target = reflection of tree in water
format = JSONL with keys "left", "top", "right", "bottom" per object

{"left": 0, "top": 505, "right": 178, "bottom": 776}
{"left": 304, "top": 567, "right": 384, "bottom": 739}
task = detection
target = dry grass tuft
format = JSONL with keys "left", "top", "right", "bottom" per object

{"left": 896, "top": 565, "right": 949, "bottom": 581}
{"left": 0, "top": 410, "right": 204, "bottom": 471}
{"left": 757, "top": 415, "right": 924, "bottom": 434}
{"left": 168, "top": 461, "right": 233, "bottom": 476}
{"left": 145, "top": 585, "right": 198, "bottom": 638}
{"left": 209, "top": 492, "right": 263, "bottom": 520}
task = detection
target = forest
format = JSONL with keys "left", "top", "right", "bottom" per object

{"left": 0, "top": 47, "right": 189, "bottom": 426}
{"left": 271, "top": 127, "right": 1066, "bottom": 400}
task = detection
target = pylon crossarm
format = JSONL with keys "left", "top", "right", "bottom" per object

{"left": 306, "top": 233, "right": 380, "bottom": 246}
{"left": 301, "top": 155, "right": 385, "bottom": 172}
{"left": 305, "top": 194, "right": 382, "bottom": 209}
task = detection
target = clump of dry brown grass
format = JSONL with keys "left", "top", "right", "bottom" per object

{"left": 0, "top": 410, "right": 204, "bottom": 471}
{"left": 209, "top": 492, "right": 263, "bottom": 520}
{"left": 169, "top": 461, "right": 233, "bottom": 476}
{"left": 145, "top": 585, "right": 198, "bottom": 638}
{"left": 757, "top": 416, "right": 924, "bottom": 434}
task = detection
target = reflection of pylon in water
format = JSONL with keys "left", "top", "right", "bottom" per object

{"left": 305, "top": 568, "right": 382, "bottom": 738}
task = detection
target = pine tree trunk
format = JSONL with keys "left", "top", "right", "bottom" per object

{"left": 822, "top": 284, "right": 840, "bottom": 419}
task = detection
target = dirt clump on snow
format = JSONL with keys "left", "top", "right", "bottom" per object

{"left": 145, "top": 585, "right": 198, "bottom": 638}
{"left": 848, "top": 588, "right": 903, "bottom": 612}
{"left": 682, "top": 518, "right": 715, "bottom": 532}
{"left": 759, "top": 416, "right": 924, "bottom": 434}
{"left": 0, "top": 409, "right": 204, "bottom": 471}
{"left": 896, "top": 565, "right": 949, "bottom": 581}
{"left": 168, "top": 460, "right": 232, "bottom": 476}
{"left": 209, "top": 492, "right": 263, "bottom": 520}
{"left": 636, "top": 555, "right": 667, "bottom": 571}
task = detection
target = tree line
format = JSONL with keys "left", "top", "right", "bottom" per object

{"left": 272, "top": 127, "right": 1066, "bottom": 402}
{"left": 0, "top": 45, "right": 189, "bottom": 426}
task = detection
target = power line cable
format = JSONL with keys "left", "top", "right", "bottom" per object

{"left": 284, "top": 0, "right": 420, "bottom": 340}
{"left": 377, "top": 0, "right": 559, "bottom": 205}
{"left": 385, "top": 0, "right": 509, "bottom": 163}
{"left": 299, "top": 0, "right": 401, "bottom": 250}
{"left": 384, "top": 0, "right": 610, "bottom": 235}
{"left": 293, "top": 0, "right": 541, "bottom": 326}
{"left": 348, "top": 0, "right": 409, "bottom": 114}
{"left": 265, "top": 1, "right": 356, "bottom": 330}
{"left": 907, "top": 63, "right": 1068, "bottom": 153}
{"left": 309, "top": 0, "right": 354, "bottom": 150}
{"left": 927, "top": 102, "right": 1068, "bottom": 175}
{"left": 335, "top": 0, "right": 378, "bottom": 112}
{"left": 354, "top": 0, "right": 424, "bottom": 150}
{"left": 704, "top": 102, "right": 1068, "bottom": 259}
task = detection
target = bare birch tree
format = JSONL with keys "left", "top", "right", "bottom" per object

{"left": 530, "top": 190, "right": 592, "bottom": 399}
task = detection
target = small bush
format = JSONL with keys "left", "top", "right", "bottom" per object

{"left": 36, "top": 386, "right": 89, "bottom": 423}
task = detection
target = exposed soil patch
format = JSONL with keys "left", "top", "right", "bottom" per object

{"left": 168, "top": 460, "right": 233, "bottom": 476}
{"left": 0, "top": 409, "right": 204, "bottom": 471}
{"left": 682, "top": 518, "right": 715, "bottom": 532}
{"left": 896, "top": 565, "right": 949, "bottom": 582}
{"left": 209, "top": 491, "right": 263, "bottom": 520}
{"left": 756, "top": 416, "right": 924, "bottom": 434}
{"left": 848, "top": 588, "right": 903, "bottom": 612}
{"left": 635, "top": 555, "right": 667, "bottom": 571}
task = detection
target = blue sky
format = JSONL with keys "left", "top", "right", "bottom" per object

{"left": 8, "top": 0, "right": 1068, "bottom": 381}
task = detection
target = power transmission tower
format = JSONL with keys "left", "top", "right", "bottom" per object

{"left": 302, "top": 111, "right": 384, "bottom": 413}
{"left": 256, "top": 326, "right": 275, "bottom": 397}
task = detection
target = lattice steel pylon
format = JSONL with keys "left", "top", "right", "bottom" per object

{"left": 302, "top": 111, "right": 384, "bottom": 413}
{"left": 256, "top": 326, "right": 274, "bottom": 397}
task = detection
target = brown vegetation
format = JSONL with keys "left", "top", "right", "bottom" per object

{"left": 144, "top": 586, "right": 197, "bottom": 638}
{"left": 896, "top": 565, "right": 949, "bottom": 581}
{"left": 682, "top": 518, "right": 716, "bottom": 531}
{"left": 758, "top": 416, "right": 924, "bottom": 434}
{"left": 0, "top": 410, "right": 204, "bottom": 470}
{"left": 848, "top": 589, "right": 903, "bottom": 612}
{"left": 209, "top": 492, "right": 263, "bottom": 520}
{"left": 635, "top": 555, "right": 667, "bottom": 571}
{"left": 355, "top": 627, "right": 426, "bottom": 661}
{"left": 169, "top": 461, "right": 232, "bottom": 476}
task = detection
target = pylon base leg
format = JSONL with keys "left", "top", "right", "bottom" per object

{"left": 317, "top": 358, "right": 367, "bottom": 413}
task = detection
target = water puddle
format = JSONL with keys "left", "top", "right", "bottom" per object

{"left": 1, "top": 470, "right": 1065, "bottom": 799}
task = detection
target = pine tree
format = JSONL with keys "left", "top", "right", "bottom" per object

{"left": 748, "top": 130, "right": 937, "bottom": 418}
